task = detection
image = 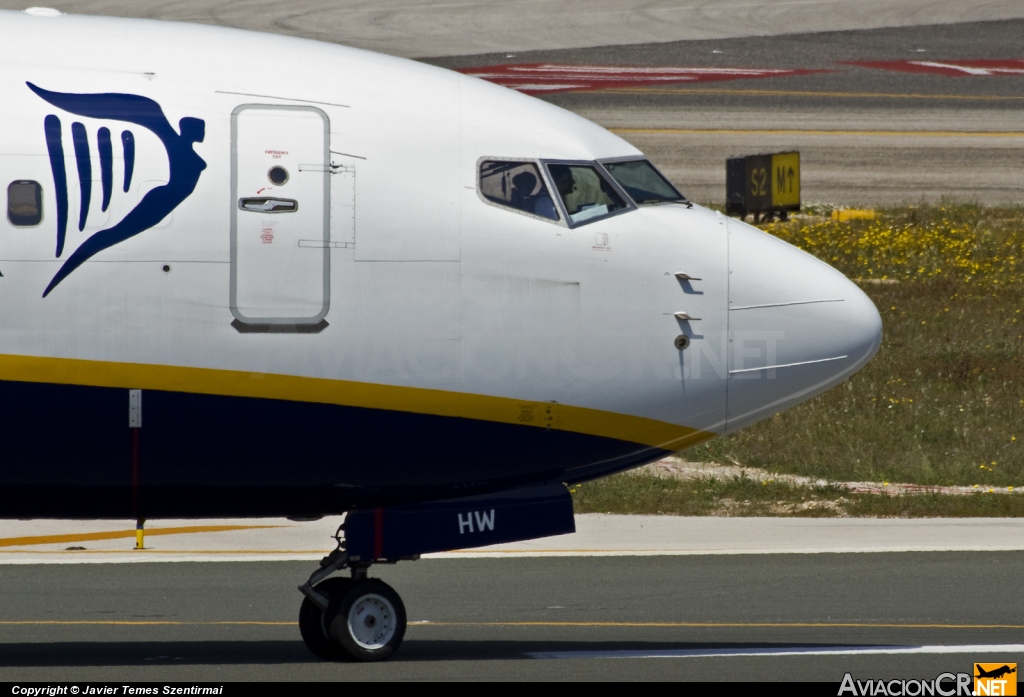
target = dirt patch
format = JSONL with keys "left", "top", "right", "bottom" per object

{"left": 632, "top": 457, "right": 1021, "bottom": 496}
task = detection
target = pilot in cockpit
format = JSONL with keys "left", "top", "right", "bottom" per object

{"left": 552, "top": 165, "right": 612, "bottom": 215}
{"left": 511, "top": 170, "right": 557, "bottom": 220}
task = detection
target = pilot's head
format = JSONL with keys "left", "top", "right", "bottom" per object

{"left": 554, "top": 168, "right": 575, "bottom": 197}
{"left": 511, "top": 171, "right": 536, "bottom": 195}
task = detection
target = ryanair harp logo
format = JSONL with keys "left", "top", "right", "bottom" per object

{"left": 975, "top": 664, "right": 1017, "bottom": 696}
{"left": 28, "top": 83, "right": 207, "bottom": 296}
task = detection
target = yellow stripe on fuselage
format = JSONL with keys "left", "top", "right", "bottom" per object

{"left": 0, "top": 354, "right": 713, "bottom": 450}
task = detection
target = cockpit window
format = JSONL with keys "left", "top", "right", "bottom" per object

{"left": 546, "top": 164, "right": 628, "bottom": 225}
{"left": 479, "top": 161, "right": 559, "bottom": 221}
{"left": 602, "top": 159, "right": 685, "bottom": 204}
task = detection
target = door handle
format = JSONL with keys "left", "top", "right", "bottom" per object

{"left": 238, "top": 197, "right": 298, "bottom": 213}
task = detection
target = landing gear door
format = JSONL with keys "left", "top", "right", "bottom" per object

{"left": 231, "top": 105, "right": 330, "bottom": 327}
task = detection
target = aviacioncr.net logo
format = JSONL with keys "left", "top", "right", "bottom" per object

{"left": 975, "top": 663, "right": 1017, "bottom": 696}
{"left": 839, "top": 673, "right": 973, "bottom": 696}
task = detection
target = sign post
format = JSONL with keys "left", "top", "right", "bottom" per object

{"left": 129, "top": 389, "right": 144, "bottom": 550}
{"left": 726, "top": 151, "right": 800, "bottom": 222}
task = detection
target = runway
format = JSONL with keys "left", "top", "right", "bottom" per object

{"left": 3, "top": 0, "right": 1022, "bottom": 57}
{"left": 0, "top": 553, "right": 1021, "bottom": 680}
{"left": 434, "top": 20, "right": 1024, "bottom": 205}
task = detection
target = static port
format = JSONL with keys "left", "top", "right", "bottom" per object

{"left": 162, "top": 264, "right": 171, "bottom": 273}
{"left": 674, "top": 334, "right": 690, "bottom": 350}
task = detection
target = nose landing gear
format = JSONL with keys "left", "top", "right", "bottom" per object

{"left": 297, "top": 534, "right": 408, "bottom": 662}
{"left": 296, "top": 484, "right": 575, "bottom": 661}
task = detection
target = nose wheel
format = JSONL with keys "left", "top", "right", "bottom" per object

{"left": 327, "top": 579, "right": 406, "bottom": 661}
{"left": 298, "top": 540, "right": 409, "bottom": 662}
{"left": 298, "top": 577, "right": 352, "bottom": 661}
{"left": 299, "top": 575, "right": 407, "bottom": 662}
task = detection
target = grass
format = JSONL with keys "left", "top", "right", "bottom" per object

{"left": 572, "top": 202, "right": 1024, "bottom": 517}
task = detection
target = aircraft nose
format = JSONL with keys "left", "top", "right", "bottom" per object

{"left": 725, "top": 219, "right": 882, "bottom": 432}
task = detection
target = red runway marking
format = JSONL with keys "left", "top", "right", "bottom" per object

{"left": 460, "top": 63, "right": 828, "bottom": 95}
{"left": 846, "top": 59, "right": 1024, "bottom": 77}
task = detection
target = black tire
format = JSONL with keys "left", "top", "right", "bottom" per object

{"left": 326, "top": 579, "right": 407, "bottom": 662}
{"left": 298, "top": 577, "right": 353, "bottom": 661}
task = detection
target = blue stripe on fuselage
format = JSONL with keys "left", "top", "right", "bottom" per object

{"left": 0, "top": 380, "right": 669, "bottom": 518}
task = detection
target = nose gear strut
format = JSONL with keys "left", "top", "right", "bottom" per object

{"left": 296, "top": 484, "right": 575, "bottom": 661}
{"left": 297, "top": 522, "right": 410, "bottom": 662}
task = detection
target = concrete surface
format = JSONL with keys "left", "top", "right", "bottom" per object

{"left": 3, "top": 515, "right": 1024, "bottom": 563}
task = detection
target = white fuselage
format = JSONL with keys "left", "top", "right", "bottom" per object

{"left": 0, "top": 10, "right": 880, "bottom": 517}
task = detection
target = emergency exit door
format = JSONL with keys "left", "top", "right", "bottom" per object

{"left": 230, "top": 105, "right": 330, "bottom": 327}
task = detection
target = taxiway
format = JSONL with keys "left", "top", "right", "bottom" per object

{"left": 0, "top": 517, "right": 1021, "bottom": 680}
{"left": 0, "top": 552, "right": 1020, "bottom": 681}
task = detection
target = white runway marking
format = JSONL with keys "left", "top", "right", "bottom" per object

{"left": 460, "top": 64, "right": 817, "bottom": 94}
{"left": 529, "top": 644, "right": 1024, "bottom": 660}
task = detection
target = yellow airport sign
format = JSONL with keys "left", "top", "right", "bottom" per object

{"left": 726, "top": 151, "right": 801, "bottom": 220}
{"left": 770, "top": 152, "right": 799, "bottom": 208}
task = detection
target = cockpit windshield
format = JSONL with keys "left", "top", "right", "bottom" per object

{"left": 602, "top": 159, "right": 685, "bottom": 204}
{"left": 547, "top": 163, "right": 628, "bottom": 225}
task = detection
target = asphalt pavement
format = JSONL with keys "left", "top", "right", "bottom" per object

{"left": 0, "top": 554, "right": 1021, "bottom": 681}
{"left": 3, "top": 0, "right": 1022, "bottom": 58}
{"left": 1, "top": 518, "right": 1023, "bottom": 681}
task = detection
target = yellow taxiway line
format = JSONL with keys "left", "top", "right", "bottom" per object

{"left": 0, "top": 525, "right": 280, "bottom": 548}
{"left": 1, "top": 620, "right": 1021, "bottom": 629}
{"left": 0, "top": 549, "right": 324, "bottom": 554}
{"left": 610, "top": 128, "right": 1024, "bottom": 138}
{"left": 600, "top": 87, "right": 1024, "bottom": 101}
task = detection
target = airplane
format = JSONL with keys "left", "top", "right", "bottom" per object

{"left": 0, "top": 7, "right": 882, "bottom": 661}
{"left": 976, "top": 666, "right": 1017, "bottom": 680}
